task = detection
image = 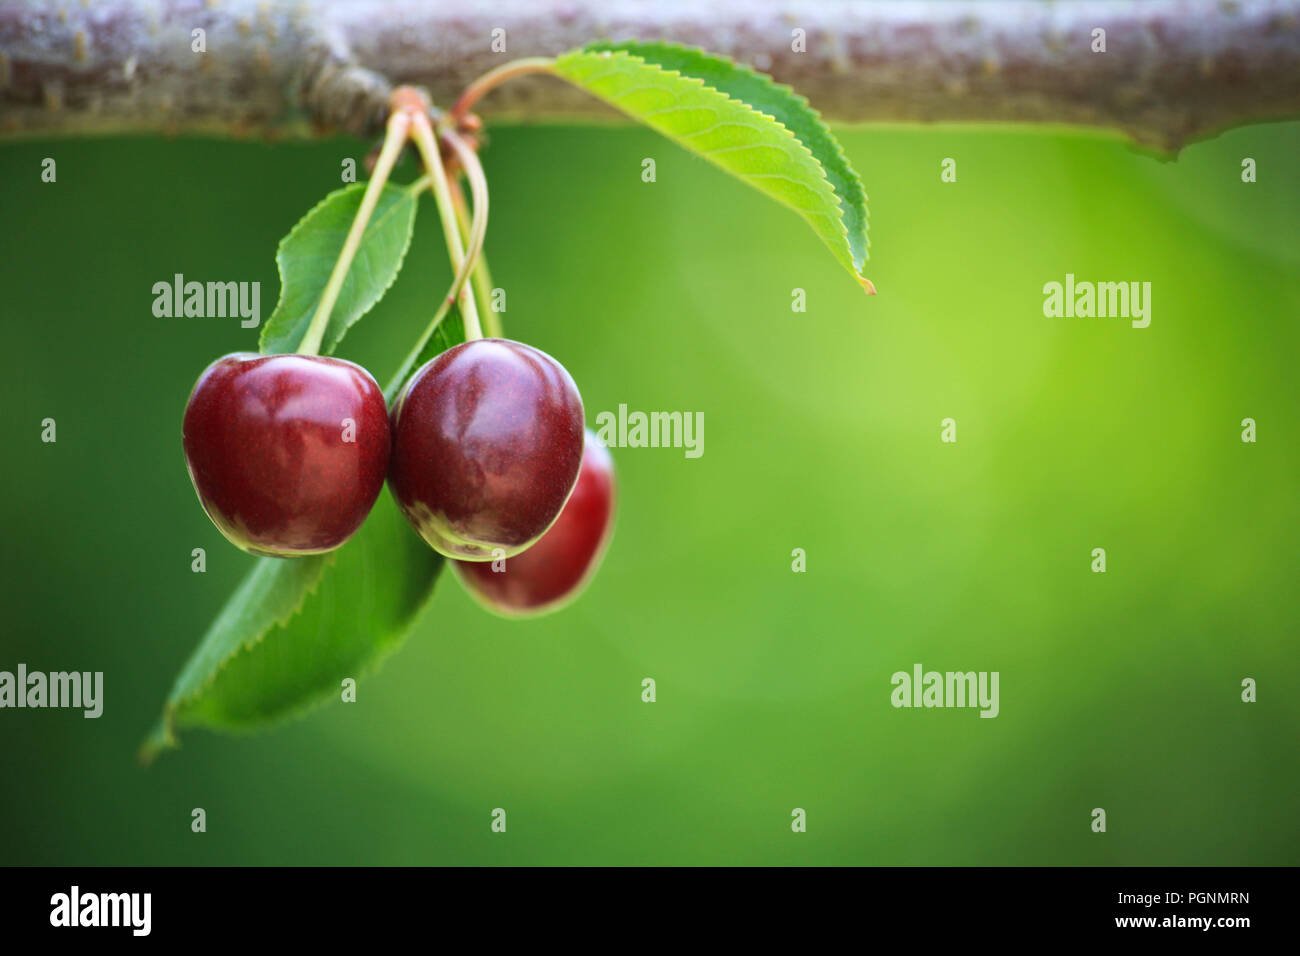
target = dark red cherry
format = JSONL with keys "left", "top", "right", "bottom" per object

{"left": 182, "top": 352, "right": 390, "bottom": 557}
{"left": 388, "top": 338, "right": 585, "bottom": 559}
{"left": 453, "top": 429, "right": 615, "bottom": 616}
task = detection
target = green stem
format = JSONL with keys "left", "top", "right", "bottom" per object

{"left": 450, "top": 57, "right": 556, "bottom": 123}
{"left": 441, "top": 128, "right": 491, "bottom": 327}
{"left": 382, "top": 155, "right": 487, "bottom": 401}
{"left": 297, "top": 110, "right": 411, "bottom": 356}
{"left": 410, "top": 112, "right": 483, "bottom": 341}
{"left": 383, "top": 291, "right": 457, "bottom": 404}
{"left": 450, "top": 173, "right": 502, "bottom": 338}
{"left": 384, "top": 120, "right": 492, "bottom": 401}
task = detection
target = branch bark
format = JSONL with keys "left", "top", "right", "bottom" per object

{"left": 2, "top": 0, "right": 1298, "bottom": 151}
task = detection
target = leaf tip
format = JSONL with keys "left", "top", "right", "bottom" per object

{"left": 137, "top": 715, "right": 177, "bottom": 768}
{"left": 861, "top": 277, "right": 877, "bottom": 296}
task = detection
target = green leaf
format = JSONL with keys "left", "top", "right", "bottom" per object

{"left": 259, "top": 181, "right": 419, "bottom": 355}
{"left": 141, "top": 490, "right": 442, "bottom": 762}
{"left": 413, "top": 309, "right": 466, "bottom": 372}
{"left": 382, "top": 307, "right": 466, "bottom": 405}
{"left": 553, "top": 42, "right": 874, "bottom": 293}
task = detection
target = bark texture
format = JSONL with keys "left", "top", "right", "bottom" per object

{"left": 1, "top": 0, "right": 1298, "bottom": 150}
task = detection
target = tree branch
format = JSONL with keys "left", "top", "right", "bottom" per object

{"left": 2, "top": 0, "right": 1298, "bottom": 151}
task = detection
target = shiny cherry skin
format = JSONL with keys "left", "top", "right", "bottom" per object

{"left": 453, "top": 429, "right": 615, "bottom": 616}
{"left": 182, "top": 352, "right": 390, "bottom": 557}
{"left": 388, "top": 338, "right": 585, "bottom": 560}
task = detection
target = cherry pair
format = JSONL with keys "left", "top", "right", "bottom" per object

{"left": 181, "top": 340, "right": 614, "bottom": 615}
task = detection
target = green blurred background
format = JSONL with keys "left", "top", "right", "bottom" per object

{"left": 1, "top": 117, "right": 1297, "bottom": 865}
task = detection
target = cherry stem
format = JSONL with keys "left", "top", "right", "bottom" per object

{"left": 297, "top": 109, "right": 411, "bottom": 357}
{"left": 449, "top": 173, "right": 502, "bottom": 338}
{"left": 410, "top": 110, "right": 484, "bottom": 342}
{"left": 383, "top": 278, "right": 457, "bottom": 404}
{"left": 441, "top": 128, "right": 492, "bottom": 326}
{"left": 441, "top": 128, "right": 490, "bottom": 304}
{"left": 449, "top": 57, "right": 556, "bottom": 124}
{"left": 383, "top": 126, "right": 492, "bottom": 401}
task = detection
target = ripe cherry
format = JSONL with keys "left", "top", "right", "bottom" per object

{"left": 387, "top": 338, "right": 585, "bottom": 559}
{"left": 182, "top": 352, "right": 390, "bottom": 557}
{"left": 453, "top": 429, "right": 615, "bottom": 616}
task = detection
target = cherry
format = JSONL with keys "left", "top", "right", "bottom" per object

{"left": 388, "top": 338, "right": 585, "bottom": 559}
{"left": 453, "top": 429, "right": 615, "bottom": 616}
{"left": 182, "top": 352, "right": 390, "bottom": 557}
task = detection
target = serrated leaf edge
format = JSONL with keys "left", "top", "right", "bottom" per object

{"left": 586, "top": 40, "right": 871, "bottom": 263}
{"left": 559, "top": 47, "right": 874, "bottom": 292}
{"left": 140, "top": 552, "right": 334, "bottom": 761}
{"left": 258, "top": 182, "right": 420, "bottom": 355}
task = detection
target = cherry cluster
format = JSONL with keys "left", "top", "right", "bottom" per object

{"left": 181, "top": 339, "right": 615, "bottom": 617}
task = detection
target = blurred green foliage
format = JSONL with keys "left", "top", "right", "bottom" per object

{"left": 0, "top": 119, "right": 1296, "bottom": 864}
